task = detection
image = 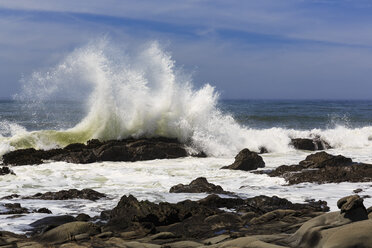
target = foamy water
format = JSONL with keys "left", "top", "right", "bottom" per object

{"left": 0, "top": 40, "right": 372, "bottom": 234}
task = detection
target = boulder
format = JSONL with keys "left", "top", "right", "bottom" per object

{"left": 169, "top": 177, "right": 225, "bottom": 194}
{"left": 290, "top": 138, "right": 331, "bottom": 151}
{"left": 287, "top": 195, "right": 368, "bottom": 248}
{"left": 221, "top": 148, "right": 265, "bottom": 171}
{"left": 38, "top": 221, "right": 100, "bottom": 244}
{"left": 29, "top": 215, "right": 77, "bottom": 235}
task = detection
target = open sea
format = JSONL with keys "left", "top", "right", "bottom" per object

{"left": 0, "top": 42, "right": 371, "bottom": 234}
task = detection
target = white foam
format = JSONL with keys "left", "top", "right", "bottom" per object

{"left": 3, "top": 40, "right": 370, "bottom": 157}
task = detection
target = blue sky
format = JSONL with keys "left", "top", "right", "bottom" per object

{"left": 1, "top": 0, "right": 372, "bottom": 99}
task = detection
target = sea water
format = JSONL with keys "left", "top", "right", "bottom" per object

{"left": 0, "top": 40, "right": 371, "bottom": 233}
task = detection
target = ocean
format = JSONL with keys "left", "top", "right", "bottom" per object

{"left": 0, "top": 42, "right": 371, "bottom": 234}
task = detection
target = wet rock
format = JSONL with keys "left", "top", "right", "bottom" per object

{"left": 1, "top": 194, "right": 20, "bottom": 200}
{"left": 26, "top": 188, "right": 106, "bottom": 201}
{"left": 29, "top": 215, "right": 76, "bottom": 235}
{"left": 0, "top": 203, "right": 29, "bottom": 215}
{"left": 290, "top": 137, "right": 331, "bottom": 151}
{"left": 221, "top": 148, "right": 265, "bottom": 171}
{"left": 3, "top": 137, "right": 190, "bottom": 165}
{"left": 169, "top": 177, "right": 225, "bottom": 194}
{"left": 259, "top": 146, "right": 269, "bottom": 154}
{"left": 259, "top": 151, "right": 372, "bottom": 185}
{"left": 106, "top": 194, "right": 218, "bottom": 231}
{"left": 353, "top": 188, "right": 363, "bottom": 194}
{"left": 38, "top": 221, "right": 100, "bottom": 244}
{"left": 0, "top": 167, "right": 15, "bottom": 176}
{"left": 34, "top": 208, "right": 52, "bottom": 214}
{"left": 75, "top": 213, "right": 90, "bottom": 222}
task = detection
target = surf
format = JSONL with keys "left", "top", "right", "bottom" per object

{"left": 0, "top": 40, "right": 371, "bottom": 157}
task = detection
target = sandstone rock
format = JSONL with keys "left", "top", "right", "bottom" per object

{"left": 30, "top": 215, "right": 76, "bottom": 235}
{"left": 221, "top": 149, "right": 265, "bottom": 171}
{"left": 39, "top": 221, "right": 100, "bottom": 244}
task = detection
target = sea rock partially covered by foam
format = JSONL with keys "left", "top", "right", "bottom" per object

{"left": 221, "top": 148, "right": 265, "bottom": 171}
{"left": 257, "top": 151, "right": 372, "bottom": 185}
{"left": 2, "top": 137, "right": 190, "bottom": 165}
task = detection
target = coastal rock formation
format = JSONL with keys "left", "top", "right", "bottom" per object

{"left": 5, "top": 194, "right": 372, "bottom": 247}
{"left": 169, "top": 177, "right": 226, "bottom": 194}
{"left": 0, "top": 203, "right": 51, "bottom": 215}
{"left": 290, "top": 138, "right": 331, "bottom": 151}
{"left": 2, "top": 137, "right": 189, "bottom": 165}
{"left": 257, "top": 151, "right": 372, "bottom": 185}
{"left": 221, "top": 148, "right": 265, "bottom": 171}
{"left": 2, "top": 188, "right": 106, "bottom": 201}
{"left": 26, "top": 188, "right": 106, "bottom": 201}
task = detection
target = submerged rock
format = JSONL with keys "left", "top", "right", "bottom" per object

{"left": 2, "top": 137, "right": 190, "bottom": 165}
{"left": 257, "top": 151, "right": 372, "bottom": 185}
{"left": 169, "top": 177, "right": 226, "bottom": 194}
{"left": 221, "top": 148, "right": 265, "bottom": 171}
{"left": 0, "top": 166, "right": 15, "bottom": 176}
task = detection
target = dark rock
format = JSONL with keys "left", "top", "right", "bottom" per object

{"left": 354, "top": 188, "right": 363, "bottom": 194}
{"left": 259, "top": 146, "right": 269, "bottom": 154}
{"left": 169, "top": 177, "right": 225, "bottom": 194}
{"left": 290, "top": 137, "right": 331, "bottom": 151}
{"left": 221, "top": 148, "right": 265, "bottom": 171}
{"left": 76, "top": 213, "right": 90, "bottom": 222}
{"left": 106, "top": 194, "right": 217, "bottom": 231}
{"left": 0, "top": 203, "right": 29, "bottom": 215}
{"left": 0, "top": 166, "right": 15, "bottom": 175}
{"left": 198, "top": 194, "right": 245, "bottom": 209}
{"left": 1, "top": 194, "right": 20, "bottom": 199}
{"left": 29, "top": 215, "right": 76, "bottom": 235}
{"left": 38, "top": 221, "right": 100, "bottom": 244}
{"left": 299, "top": 151, "right": 352, "bottom": 168}
{"left": 337, "top": 195, "right": 367, "bottom": 216}
{"left": 258, "top": 151, "right": 372, "bottom": 185}
{"left": 26, "top": 188, "right": 106, "bottom": 201}
{"left": 34, "top": 208, "right": 52, "bottom": 214}
{"left": 3, "top": 137, "right": 190, "bottom": 165}
{"left": 2, "top": 148, "right": 43, "bottom": 165}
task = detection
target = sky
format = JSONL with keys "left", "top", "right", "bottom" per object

{"left": 0, "top": 0, "right": 372, "bottom": 99}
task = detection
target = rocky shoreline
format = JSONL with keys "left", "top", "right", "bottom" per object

{"left": 1, "top": 137, "right": 372, "bottom": 247}
{"left": 0, "top": 185, "right": 370, "bottom": 247}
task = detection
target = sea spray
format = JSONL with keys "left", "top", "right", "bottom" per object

{"left": 1, "top": 40, "right": 371, "bottom": 157}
